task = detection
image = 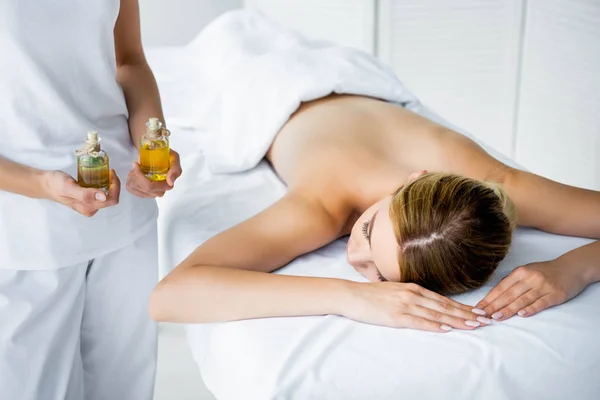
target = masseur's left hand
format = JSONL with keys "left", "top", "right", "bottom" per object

{"left": 126, "top": 149, "right": 182, "bottom": 198}
{"left": 475, "top": 259, "right": 588, "bottom": 321}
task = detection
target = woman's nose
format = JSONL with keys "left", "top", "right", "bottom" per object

{"left": 346, "top": 239, "right": 367, "bottom": 266}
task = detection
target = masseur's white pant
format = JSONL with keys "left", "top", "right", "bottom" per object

{"left": 0, "top": 225, "right": 158, "bottom": 400}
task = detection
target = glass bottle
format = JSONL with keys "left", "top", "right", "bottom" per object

{"left": 139, "top": 118, "right": 170, "bottom": 182}
{"left": 76, "top": 131, "right": 110, "bottom": 193}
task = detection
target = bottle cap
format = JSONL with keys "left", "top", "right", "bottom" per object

{"left": 87, "top": 131, "right": 99, "bottom": 142}
{"left": 148, "top": 118, "right": 161, "bottom": 131}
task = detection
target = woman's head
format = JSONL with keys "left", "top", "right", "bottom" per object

{"left": 346, "top": 172, "right": 516, "bottom": 295}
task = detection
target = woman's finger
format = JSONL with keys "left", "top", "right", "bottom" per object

{"left": 411, "top": 305, "right": 480, "bottom": 330}
{"left": 493, "top": 290, "right": 542, "bottom": 321}
{"left": 475, "top": 270, "right": 523, "bottom": 313}
{"left": 409, "top": 284, "right": 474, "bottom": 313}
{"left": 394, "top": 314, "right": 452, "bottom": 333}
{"left": 482, "top": 282, "right": 531, "bottom": 319}
{"left": 408, "top": 292, "right": 481, "bottom": 322}
{"left": 517, "top": 295, "right": 556, "bottom": 318}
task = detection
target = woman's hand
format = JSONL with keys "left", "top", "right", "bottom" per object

{"left": 475, "top": 260, "right": 589, "bottom": 321}
{"left": 43, "top": 169, "right": 120, "bottom": 217}
{"left": 126, "top": 149, "right": 182, "bottom": 198}
{"left": 344, "top": 282, "right": 487, "bottom": 332}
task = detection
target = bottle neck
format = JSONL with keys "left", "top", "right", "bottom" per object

{"left": 75, "top": 137, "right": 101, "bottom": 156}
{"left": 145, "top": 127, "right": 170, "bottom": 140}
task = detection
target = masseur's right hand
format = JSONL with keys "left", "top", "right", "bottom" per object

{"left": 344, "top": 282, "right": 488, "bottom": 332}
{"left": 42, "top": 170, "right": 120, "bottom": 217}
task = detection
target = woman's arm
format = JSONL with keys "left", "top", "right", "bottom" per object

{"left": 441, "top": 130, "right": 600, "bottom": 238}
{"left": 149, "top": 192, "right": 481, "bottom": 331}
{"left": 503, "top": 169, "right": 600, "bottom": 239}
{"left": 440, "top": 128, "right": 600, "bottom": 319}
{"left": 150, "top": 192, "right": 345, "bottom": 323}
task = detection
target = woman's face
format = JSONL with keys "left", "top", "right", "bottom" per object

{"left": 347, "top": 196, "right": 401, "bottom": 281}
{"left": 346, "top": 171, "right": 427, "bottom": 282}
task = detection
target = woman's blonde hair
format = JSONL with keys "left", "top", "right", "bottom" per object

{"left": 389, "top": 173, "right": 516, "bottom": 295}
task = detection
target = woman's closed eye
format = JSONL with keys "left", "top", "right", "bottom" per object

{"left": 361, "top": 221, "right": 370, "bottom": 241}
{"left": 375, "top": 268, "right": 387, "bottom": 282}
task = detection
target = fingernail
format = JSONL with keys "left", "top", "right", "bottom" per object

{"left": 95, "top": 193, "right": 106, "bottom": 201}
{"left": 440, "top": 325, "right": 452, "bottom": 331}
{"left": 472, "top": 308, "right": 487, "bottom": 316}
{"left": 477, "top": 316, "right": 493, "bottom": 325}
{"left": 491, "top": 312, "right": 504, "bottom": 320}
{"left": 517, "top": 310, "right": 527, "bottom": 317}
{"left": 465, "top": 320, "right": 481, "bottom": 327}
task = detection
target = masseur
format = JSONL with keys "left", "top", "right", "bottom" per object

{"left": 0, "top": 1, "right": 181, "bottom": 399}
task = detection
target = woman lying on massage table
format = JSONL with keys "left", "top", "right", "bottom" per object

{"left": 150, "top": 94, "right": 600, "bottom": 332}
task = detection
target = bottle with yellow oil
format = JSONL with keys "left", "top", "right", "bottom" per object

{"left": 76, "top": 131, "right": 110, "bottom": 193}
{"left": 139, "top": 118, "right": 170, "bottom": 181}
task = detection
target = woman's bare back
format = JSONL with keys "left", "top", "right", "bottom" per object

{"left": 266, "top": 95, "right": 507, "bottom": 232}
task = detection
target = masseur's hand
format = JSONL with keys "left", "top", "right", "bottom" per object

{"left": 344, "top": 282, "right": 488, "bottom": 332}
{"left": 43, "top": 170, "right": 120, "bottom": 217}
{"left": 126, "top": 149, "right": 182, "bottom": 198}
{"left": 475, "top": 260, "right": 588, "bottom": 321}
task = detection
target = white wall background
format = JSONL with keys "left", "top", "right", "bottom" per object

{"left": 139, "top": 0, "right": 241, "bottom": 46}
{"left": 139, "top": 0, "right": 599, "bottom": 190}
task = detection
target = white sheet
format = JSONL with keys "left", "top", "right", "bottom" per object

{"left": 147, "top": 49, "right": 600, "bottom": 400}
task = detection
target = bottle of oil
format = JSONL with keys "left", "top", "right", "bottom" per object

{"left": 139, "top": 118, "right": 170, "bottom": 181}
{"left": 76, "top": 131, "right": 110, "bottom": 193}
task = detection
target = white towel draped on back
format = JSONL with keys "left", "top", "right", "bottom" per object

{"left": 184, "top": 10, "right": 420, "bottom": 173}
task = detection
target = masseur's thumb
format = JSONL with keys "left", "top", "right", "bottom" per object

{"left": 79, "top": 187, "right": 106, "bottom": 203}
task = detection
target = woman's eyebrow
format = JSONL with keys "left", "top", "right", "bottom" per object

{"left": 368, "top": 210, "right": 379, "bottom": 248}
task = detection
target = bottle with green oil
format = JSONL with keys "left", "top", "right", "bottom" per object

{"left": 140, "top": 118, "right": 170, "bottom": 181}
{"left": 76, "top": 131, "right": 109, "bottom": 193}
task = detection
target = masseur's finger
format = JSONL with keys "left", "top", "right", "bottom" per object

{"left": 105, "top": 169, "right": 121, "bottom": 206}
{"left": 63, "top": 180, "right": 107, "bottom": 207}
{"left": 127, "top": 163, "right": 169, "bottom": 196}
{"left": 128, "top": 188, "right": 155, "bottom": 199}
{"left": 133, "top": 162, "right": 172, "bottom": 193}
{"left": 166, "top": 150, "right": 182, "bottom": 187}
{"left": 71, "top": 202, "right": 99, "bottom": 218}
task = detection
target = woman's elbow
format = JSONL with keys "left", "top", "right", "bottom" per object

{"left": 148, "top": 279, "right": 171, "bottom": 322}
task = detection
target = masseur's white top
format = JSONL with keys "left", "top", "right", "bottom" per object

{"left": 0, "top": 0, "right": 157, "bottom": 269}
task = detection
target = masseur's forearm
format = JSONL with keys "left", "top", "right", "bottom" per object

{"left": 117, "top": 59, "right": 165, "bottom": 150}
{"left": 557, "top": 240, "right": 600, "bottom": 285}
{"left": 0, "top": 156, "right": 47, "bottom": 198}
{"left": 149, "top": 265, "right": 351, "bottom": 323}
